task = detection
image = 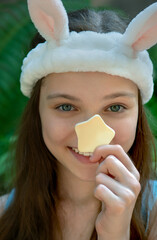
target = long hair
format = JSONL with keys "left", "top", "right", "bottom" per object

{"left": 0, "top": 8, "right": 156, "bottom": 240}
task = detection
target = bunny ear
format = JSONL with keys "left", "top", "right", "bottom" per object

{"left": 123, "top": 3, "right": 157, "bottom": 52}
{"left": 27, "top": 0, "right": 69, "bottom": 42}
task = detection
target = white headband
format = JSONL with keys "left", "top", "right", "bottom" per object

{"left": 20, "top": 0, "right": 157, "bottom": 103}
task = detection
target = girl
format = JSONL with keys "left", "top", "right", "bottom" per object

{"left": 0, "top": 0, "right": 157, "bottom": 239}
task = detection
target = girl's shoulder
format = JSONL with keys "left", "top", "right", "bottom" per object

{"left": 145, "top": 180, "right": 157, "bottom": 203}
{"left": 148, "top": 179, "right": 157, "bottom": 204}
{"left": 0, "top": 194, "right": 9, "bottom": 217}
{"left": 147, "top": 196, "right": 157, "bottom": 239}
{"left": 4, "top": 189, "right": 15, "bottom": 210}
{"left": 142, "top": 180, "right": 157, "bottom": 223}
{"left": 4, "top": 180, "right": 157, "bottom": 211}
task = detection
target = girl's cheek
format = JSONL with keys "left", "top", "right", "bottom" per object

{"left": 42, "top": 117, "right": 74, "bottom": 143}
{"left": 111, "top": 119, "right": 137, "bottom": 152}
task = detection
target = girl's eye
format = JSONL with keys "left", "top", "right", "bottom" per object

{"left": 108, "top": 105, "right": 125, "bottom": 112}
{"left": 57, "top": 104, "right": 75, "bottom": 112}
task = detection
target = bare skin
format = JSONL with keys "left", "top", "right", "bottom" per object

{"left": 0, "top": 72, "right": 157, "bottom": 239}
{"left": 38, "top": 71, "right": 145, "bottom": 239}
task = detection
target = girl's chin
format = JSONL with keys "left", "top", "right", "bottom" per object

{"left": 73, "top": 168, "right": 97, "bottom": 182}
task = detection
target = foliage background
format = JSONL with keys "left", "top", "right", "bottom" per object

{"left": 0, "top": 0, "right": 157, "bottom": 195}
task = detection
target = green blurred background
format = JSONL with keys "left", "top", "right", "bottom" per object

{"left": 0, "top": 0, "right": 157, "bottom": 196}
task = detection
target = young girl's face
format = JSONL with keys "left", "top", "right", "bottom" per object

{"left": 39, "top": 72, "right": 138, "bottom": 181}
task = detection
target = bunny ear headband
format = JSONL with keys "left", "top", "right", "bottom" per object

{"left": 20, "top": 0, "right": 157, "bottom": 103}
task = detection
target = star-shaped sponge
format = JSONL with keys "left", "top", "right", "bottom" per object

{"left": 75, "top": 114, "right": 115, "bottom": 153}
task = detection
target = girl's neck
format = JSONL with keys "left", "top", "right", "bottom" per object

{"left": 54, "top": 164, "right": 100, "bottom": 240}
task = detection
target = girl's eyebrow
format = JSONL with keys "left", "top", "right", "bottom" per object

{"left": 47, "top": 92, "right": 136, "bottom": 101}
{"left": 46, "top": 93, "right": 81, "bottom": 101}
{"left": 103, "top": 92, "right": 136, "bottom": 100}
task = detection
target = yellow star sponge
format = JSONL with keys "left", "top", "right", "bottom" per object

{"left": 75, "top": 114, "right": 115, "bottom": 153}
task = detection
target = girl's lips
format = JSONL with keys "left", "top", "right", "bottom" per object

{"left": 68, "top": 147, "right": 95, "bottom": 164}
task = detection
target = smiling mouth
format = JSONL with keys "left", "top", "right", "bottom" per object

{"left": 70, "top": 147, "right": 93, "bottom": 157}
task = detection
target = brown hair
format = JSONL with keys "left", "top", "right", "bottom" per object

{"left": 0, "top": 8, "right": 156, "bottom": 240}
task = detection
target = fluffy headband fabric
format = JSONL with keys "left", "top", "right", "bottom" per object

{"left": 20, "top": 0, "right": 157, "bottom": 104}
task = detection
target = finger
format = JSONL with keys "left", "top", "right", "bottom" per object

{"left": 90, "top": 144, "right": 140, "bottom": 181}
{"left": 96, "top": 172, "right": 141, "bottom": 201}
{"left": 94, "top": 184, "right": 136, "bottom": 219}
{"left": 96, "top": 155, "right": 141, "bottom": 193}
{"left": 94, "top": 184, "right": 120, "bottom": 214}
{"left": 96, "top": 155, "right": 134, "bottom": 184}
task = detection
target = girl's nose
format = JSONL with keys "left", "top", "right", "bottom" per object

{"left": 77, "top": 113, "right": 100, "bottom": 124}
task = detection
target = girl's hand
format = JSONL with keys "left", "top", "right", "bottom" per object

{"left": 90, "top": 144, "right": 141, "bottom": 240}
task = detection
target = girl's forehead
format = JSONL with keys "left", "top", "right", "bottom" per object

{"left": 42, "top": 72, "right": 138, "bottom": 90}
{"left": 41, "top": 72, "right": 138, "bottom": 102}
